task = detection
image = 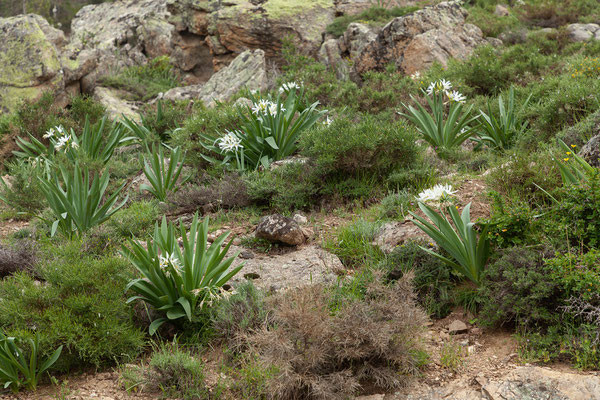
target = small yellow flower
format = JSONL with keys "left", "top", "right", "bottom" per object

{"left": 563, "top": 158, "right": 570, "bottom": 161}
{"left": 571, "top": 144, "right": 577, "bottom": 148}
{"left": 566, "top": 152, "right": 571, "bottom": 155}
{"left": 502, "top": 229, "right": 507, "bottom": 232}
{"left": 455, "top": 206, "right": 459, "bottom": 209}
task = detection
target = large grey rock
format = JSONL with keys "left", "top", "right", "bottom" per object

{"left": 0, "top": 14, "right": 65, "bottom": 113}
{"left": 355, "top": 1, "right": 486, "bottom": 76}
{"left": 255, "top": 214, "right": 307, "bottom": 246}
{"left": 580, "top": 133, "right": 600, "bottom": 167}
{"left": 567, "top": 23, "right": 600, "bottom": 42}
{"left": 482, "top": 367, "right": 600, "bottom": 400}
{"left": 162, "top": 49, "right": 268, "bottom": 106}
{"left": 228, "top": 244, "right": 342, "bottom": 292}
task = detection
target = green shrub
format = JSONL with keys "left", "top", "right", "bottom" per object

{"left": 382, "top": 241, "right": 453, "bottom": 319}
{"left": 466, "top": 5, "right": 522, "bottom": 37}
{"left": 244, "top": 163, "right": 319, "bottom": 212}
{"left": 109, "top": 200, "right": 160, "bottom": 239}
{"left": 555, "top": 176, "right": 600, "bottom": 248}
{"left": 479, "top": 246, "right": 561, "bottom": 330}
{"left": 379, "top": 189, "right": 416, "bottom": 219}
{"left": 485, "top": 192, "right": 538, "bottom": 248}
{"left": 300, "top": 113, "right": 417, "bottom": 177}
{"left": 211, "top": 281, "right": 269, "bottom": 352}
{"left": 121, "top": 341, "right": 209, "bottom": 399}
{"left": 9, "top": 92, "right": 105, "bottom": 140}
{"left": 0, "top": 241, "right": 145, "bottom": 371}
{"left": 325, "top": 219, "right": 384, "bottom": 268}
{"left": 0, "top": 160, "right": 47, "bottom": 213}
{"left": 546, "top": 250, "right": 600, "bottom": 300}
{"left": 101, "top": 56, "right": 180, "bottom": 101}
{"left": 170, "top": 104, "right": 243, "bottom": 167}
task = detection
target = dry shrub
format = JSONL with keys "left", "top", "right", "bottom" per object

{"left": 247, "top": 273, "right": 428, "bottom": 399}
{"left": 170, "top": 174, "right": 249, "bottom": 214}
{"left": 0, "top": 240, "right": 36, "bottom": 279}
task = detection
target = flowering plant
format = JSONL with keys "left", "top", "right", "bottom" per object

{"left": 400, "top": 79, "right": 479, "bottom": 152}
{"left": 14, "top": 117, "right": 137, "bottom": 165}
{"left": 416, "top": 184, "right": 456, "bottom": 203}
{"left": 554, "top": 139, "right": 597, "bottom": 185}
{"left": 410, "top": 201, "right": 490, "bottom": 286}
{"left": 121, "top": 214, "right": 243, "bottom": 335}
{"left": 200, "top": 83, "right": 326, "bottom": 170}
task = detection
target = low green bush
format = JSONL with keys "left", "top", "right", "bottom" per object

{"left": 300, "top": 113, "right": 418, "bottom": 177}
{"left": 325, "top": 219, "right": 384, "bottom": 269}
{"left": 108, "top": 200, "right": 160, "bottom": 239}
{"left": 381, "top": 241, "right": 454, "bottom": 319}
{"left": 0, "top": 241, "right": 145, "bottom": 371}
{"left": 478, "top": 246, "right": 560, "bottom": 330}
{"left": 101, "top": 57, "right": 180, "bottom": 101}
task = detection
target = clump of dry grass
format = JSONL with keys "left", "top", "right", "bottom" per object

{"left": 0, "top": 239, "right": 36, "bottom": 279}
{"left": 247, "top": 273, "right": 428, "bottom": 399}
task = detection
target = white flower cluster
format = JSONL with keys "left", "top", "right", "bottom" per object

{"left": 216, "top": 131, "right": 243, "bottom": 153}
{"left": 279, "top": 81, "right": 301, "bottom": 93}
{"left": 416, "top": 184, "right": 456, "bottom": 203}
{"left": 251, "top": 99, "right": 284, "bottom": 116}
{"left": 159, "top": 252, "right": 182, "bottom": 276}
{"left": 322, "top": 115, "right": 333, "bottom": 126}
{"left": 410, "top": 71, "right": 421, "bottom": 80}
{"left": 44, "top": 125, "right": 79, "bottom": 151}
{"left": 426, "top": 80, "right": 466, "bottom": 104}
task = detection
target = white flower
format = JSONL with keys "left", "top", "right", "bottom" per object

{"left": 251, "top": 99, "right": 271, "bottom": 115}
{"left": 55, "top": 125, "right": 66, "bottom": 136}
{"left": 159, "top": 252, "right": 181, "bottom": 272}
{"left": 416, "top": 184, "right": 457, "bottom": 203}
{"left": 217, "top": 131, "right": 243, "bottom": 153}
{"left": 446, "top": 90, "right": 466, "bottom": 103}
{"left": 71, "top": 141, "right": 79, "bottom": 149}
{"left": 54, "top": 135, "right": 70, "bottom": 151}
{"left": 43, "top": 128, "right": 56, "bottom": 139}
{"left": 426, "top": 79, "right": 453, "bottom": 95}
{"left": 410, "top": 71, "right": 421, "bottom": 80}
{"left": 268, "top": 103, "right": 282, "bottom": 116}
{"left": 323, "top": 116, "right": 333, "bottom": 126}
{"left": 279, "top": 81, "right": 301, "bottom": 93}
{"left": 440, "top": 79, "right": 452, "bottom": 92}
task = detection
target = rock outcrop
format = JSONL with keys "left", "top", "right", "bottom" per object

{"left": 163, "top": 49, "right": 268, "bottom": 105}
{"left": 580, "top": 133, "right": 600, "bottom": 167}
{"left": 354, "top": 1, "right": 486, "bottom": 76}
{"left": 0, "top": 14, "right": 66, "bottom": 113}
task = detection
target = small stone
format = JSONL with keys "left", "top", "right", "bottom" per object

{"left": 448, "top": 320, "right": 469, "bottom": 334}
{"left": 494, "top": 4, "right": 510, "bottom": 17}
{"left": 239, "top": 250, "right": 254, "bottom": 259}
{"left": 292, "top": 212, "right": 308, "bottom": 225}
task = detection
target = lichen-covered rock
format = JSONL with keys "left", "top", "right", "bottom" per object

{"left": 566, "top": 23, "right": 600, "bottom": 42}
{"left": 580, "top": 133, "right": 600, "bottom": 167}
{"left": 372, "top": 221, "right": 428, "bottom": 254}
{"left": 0, "top": 14, "right": 65, "bottom": 113}
{"left": 162, "top": 49, "right": 268, "bottom": 106}
{"left": 255, "top": 214, "right": 307, "bottom": 246}
{"left": 342, "top": 22, "right": 377, "bottom": 60}
{"left": 93, "top": 86, "right": 139, "bottom": 122}
{"left": 355, "top": 1, "right": 485, "bottom": 76}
